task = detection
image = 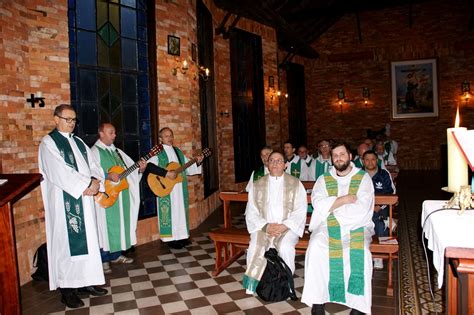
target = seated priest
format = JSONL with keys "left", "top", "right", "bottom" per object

{"left": 243, "top": 151, "right": 307, "bottom": 294}
{"left": 284, "top": 141, "right": 302, "bottom": 178}
{"left": 297, "top": 145, "right": 315, "bottom": 181}
{"left": 302, "top": 142, "right": 375, "bottom": 315}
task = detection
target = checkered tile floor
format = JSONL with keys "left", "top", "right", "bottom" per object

{"left": 21, "top": 212, "right": 397, "bottom": 314}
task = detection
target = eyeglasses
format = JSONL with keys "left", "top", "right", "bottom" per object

{"left": 56, "top": 115, "right": 77, "bottom": 124}
{"left": 268, "top": 158, "right": 285, "bottom": 164}
{"left": 319, "top": 144, "right": 330, "bottom": 148}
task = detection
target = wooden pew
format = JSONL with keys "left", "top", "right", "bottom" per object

{"left": 209, "top": 192, "right": 399, "bottom": 296}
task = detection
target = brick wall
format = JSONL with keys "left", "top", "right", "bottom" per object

{"left": 304, "top": 0, "right": 474, "bottom": 169}
{"left": 0, "top": 0, "right": 281, "bottom": 285}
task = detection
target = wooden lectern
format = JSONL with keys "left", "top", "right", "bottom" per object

{"left": 0, "top": 173, "right": 42, "bottom": 315}
{"left": 446, "top": 247, "right": 474, "bottom": 315}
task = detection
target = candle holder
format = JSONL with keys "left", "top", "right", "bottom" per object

{"left": 443, "top": 185, "right": 474, "bottom": 215}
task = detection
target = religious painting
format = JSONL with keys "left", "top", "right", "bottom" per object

{"left": 390, "top": 58, "right": 438, "bottom": 119}
{"left": 167, "top": 35, "right": 180, "bottom": 56}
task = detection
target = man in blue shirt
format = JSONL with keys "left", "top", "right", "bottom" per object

{"left": 362, "top": 150, "right": 395, "bottom": 270}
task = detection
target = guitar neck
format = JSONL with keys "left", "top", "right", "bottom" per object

{"left": 119, "top": 152, "right": 154, "bottom": 180}
{"left": 174, "top": 158, "right": 197, "bottom": 174}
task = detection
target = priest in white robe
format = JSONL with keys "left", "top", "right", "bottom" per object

{"left": 91, "top": 123, "right": 147, "bottom": 273}
{"left": 243, "top": 151, "right": 307, "bottom": 294}
{"left": 284, "top": 141, "right": 302, "bottom": 178}
{"left": 297, "top": 145, "right": 316, "bottom": 181}
{"left": 302, "top": 143, "right": 374, "bottom": 315}
{"left": 149, "top": 127, "right": 203, "bottom": 249}
{"left": 39, "top": 104, "right": 107, "bottom": 309}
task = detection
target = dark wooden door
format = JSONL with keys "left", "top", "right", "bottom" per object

{"left": 286, "top": 62, "right": 307, "bottom": 147}
{"left": 230, "top": 29, "right": 266, "bottom": 182}
{"left": 197, "top": 0, "right": 219, "bottom": 197}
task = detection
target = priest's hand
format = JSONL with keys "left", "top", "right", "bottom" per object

{"left": 138, "top": 159, "right": 147, "bottom": 173}
{"left": 266, "top": 223, "right": 288, "bottom": 237}
{"left": 107, "top": 172, "right": 120, "bottom": 182}
{"left": 330, "top": 194, "right": 357, "bottom": 212}
{"left": 83, "top": 179, "right": 100, "bottom": 196}
{"left": 166, "top": 170, "right": 177, "bottom": 180}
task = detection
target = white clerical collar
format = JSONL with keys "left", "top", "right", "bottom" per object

{"left": 96, "top": 140, "right": 115, "bottom": 151}
{"left": 58, "top": 130, "right": 72, "bottom": 138}
{"left": 270, "top": 174, "right": 284, "bottom": 181}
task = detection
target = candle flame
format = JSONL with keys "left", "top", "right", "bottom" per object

{"left": 455, "top": 106, "right": 460, "bottom": 128}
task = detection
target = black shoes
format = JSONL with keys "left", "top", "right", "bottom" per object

{"left": 311, "top": 304, "right": 325, "bottom": 315}
{"left": 77, "top": 285, "right": 108, "bottom": 296}
{"left": 166, "top": 239, "right": 191, "bottom": 249}
{"left": 61, "top": 292, "right": 84, "bottom": 308}
{"left": 179, "top": 238, "right": 191, "bottom": 247}
{"left": 167, "top": 240, "right": 184, "bottom": 249}
{"left": 350, "top": 309, "right": 365, "bottom": 315}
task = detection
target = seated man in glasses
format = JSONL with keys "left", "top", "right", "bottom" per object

{"left": 243, "top": 151, "right": 307, "bottom": 294}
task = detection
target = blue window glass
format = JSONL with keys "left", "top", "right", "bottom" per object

{"left": 77, "top": 30, "right": 97, "bottom": 66}
{"left": 69, "top": 0, "right": 154, "bottom": 219}
{"left": 79, "top": 69, "right": 97, "bottom": 102}
{"left": 122, "top": 74, "right": 137, "bottom": 103}
{"left": 121, "top": 7, "right": 137, "bottom": 39}
{"left": 76, "top": 0, "right": 96, "bottom": 30}
{"left": 121, "top": 38, "right": 137, "bottom": 70}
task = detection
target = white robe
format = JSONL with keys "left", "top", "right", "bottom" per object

{"left": 39, "top": 132, "right": 105, "bottom": 290}
{"left": 245, "top": 175, "right": 307, "bottom": 273}
{"left": 91, "top": 140, "right": 141, "bottom": 252}
{"left": 299, "top": 156, "right": 315, "bottom": 181}
{"left": 245, "top": 166, "right": 269, "bottom": 192}
{"left": 302, "top": 165, "right": 374, "bottom": 313}
{"left": 150, "top": 144, "right": 201, "bottom": 242}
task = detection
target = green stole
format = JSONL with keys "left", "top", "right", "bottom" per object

{"left": 156, "top": 147, "right": 189, "bottom": 237}
{"left": 48, "top": 129, "right": 89, "bottom": 256}
{"left": 315, "top": 158, "right": 331, "bottom": 179}
{"left": 324, "top": 169, "right": 366, "bottom": 302}
{"left": 96, "top": 146, "right": 132, "bottom": 252}
{"left": 353, "top": 157, "right": 363, "bottom": 169}
{"left": 253, "top": 166, "right": 265, "bottom": 182}
{"left": 242, "top": 174, "right": 300, "bottom": 292}
{"left": 290, "top": 158, "right": 302, "bottom": 178}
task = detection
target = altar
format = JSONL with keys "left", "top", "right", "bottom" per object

{"left": 422, "top": 200, "right": 474, "bottom": 314}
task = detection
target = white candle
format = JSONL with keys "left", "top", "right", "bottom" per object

{"left": 447, "top": 107, "right": 468, "bottom": 192}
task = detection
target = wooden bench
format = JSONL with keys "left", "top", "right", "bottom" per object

{"left": 209, "top": 192, "right": 399, "bottom": 296}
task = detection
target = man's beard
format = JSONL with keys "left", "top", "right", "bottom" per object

{"left": 334, "top": 159, "right": 351, "bottom": 172}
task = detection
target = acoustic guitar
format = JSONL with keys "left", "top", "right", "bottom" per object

{"left": 95, "top": 144, "right": 163, "bottom": 208}
{"left": 147, "top": 148, "right": 212, "bottom": 197}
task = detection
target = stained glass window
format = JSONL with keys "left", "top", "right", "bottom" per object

{"left": 68, "top": 0, "right": 156, "bottom": 218}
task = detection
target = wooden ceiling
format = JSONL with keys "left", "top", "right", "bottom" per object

{"left": 213, "top": 0, "right": 433, "bottom": 59}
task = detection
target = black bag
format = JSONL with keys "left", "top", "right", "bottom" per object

{"left": 256, "top": 248, "right": 298, "bottom": 302}
{"left": 31, "top": 243, "right": 49, "bottom": 282}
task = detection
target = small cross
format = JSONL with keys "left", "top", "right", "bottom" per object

{"left": 27, "top": 94, "right": 36, "bottom": 108}
{"left": 292, "top": 168, "right": 300, "bottom": 178}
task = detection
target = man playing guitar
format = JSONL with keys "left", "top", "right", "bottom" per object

{"left": 91, "top": 123, "right": 173, "bottom": 273}
{"left": 148, "top": 127, "right": 203, "bottom": 250}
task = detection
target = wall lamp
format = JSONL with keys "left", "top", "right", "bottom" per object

{"left": 27, "top": 92, "right": 45, "bottom": 108}
{"left": 337, "top": 87, "right": 345, "bottom": 105}
{"left": 267, "top": 76, "right": 288, "bottom": 101}
{"left": 172, "top": 58, "right": 188, "bottom": 76}
{"left": 194, "top": 65, "right": 210, "bottom": 81}
{"left": 362, "top": 87, "right": 370, "bottom": 105}
{"left": 462, "top": 80, "right": 471, "bottom": 103}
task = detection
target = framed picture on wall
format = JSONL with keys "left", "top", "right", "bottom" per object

{"left": 390, "top": 58, "right": 438, "bottom": 119}
{"left": 168, "top": 35, "right": 180, "bottom": 56}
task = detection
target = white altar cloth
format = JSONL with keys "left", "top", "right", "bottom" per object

{"left": 421, "top": 200, "right": 474, "bottom": 288}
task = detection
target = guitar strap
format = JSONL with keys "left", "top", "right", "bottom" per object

{"left": 115, "top": 148, "right": 127, "bottom": 167}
